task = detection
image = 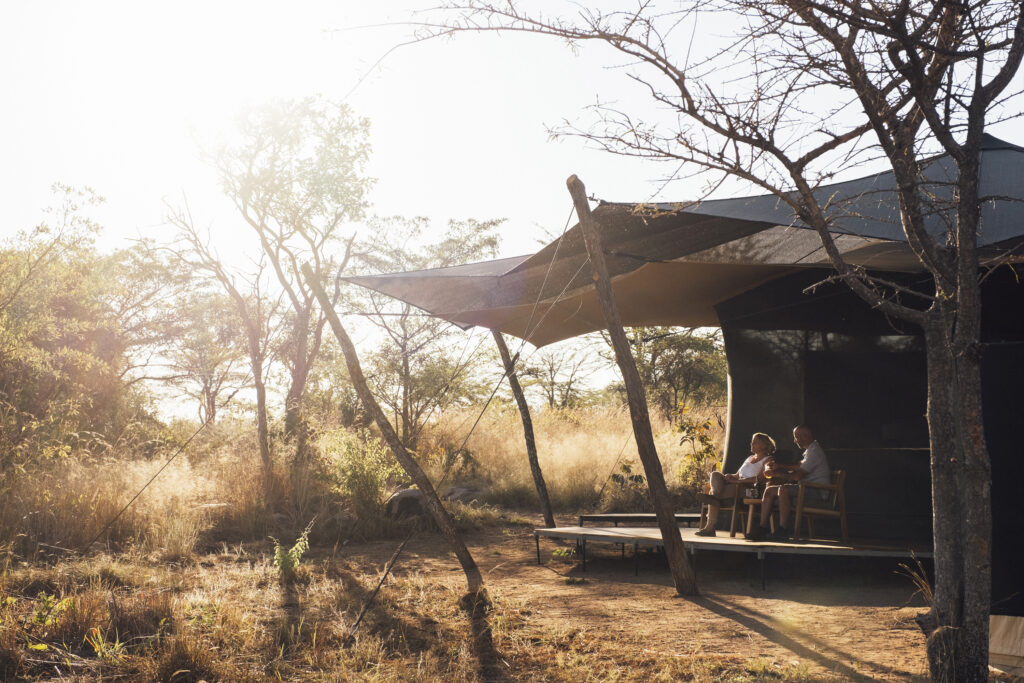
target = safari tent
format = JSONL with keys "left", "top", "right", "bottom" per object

{"left": 346, "top": 135, "right": 1024, "bottom": 619}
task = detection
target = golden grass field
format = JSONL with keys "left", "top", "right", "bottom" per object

{"left": 0, "top": 405, "right": 940, "bottom": 681}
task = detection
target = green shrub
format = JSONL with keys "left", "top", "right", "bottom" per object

{"left": 675, "top": 410, "right": 719, "bottom": 491}
{"left": 271, "top": 517, "right": 315, "bottom": 583}
{"left": 599, "top": 462, "right": 649, "bottom": 512}
{"left": 323, "top": 429, "right": 403, "bottom": 537}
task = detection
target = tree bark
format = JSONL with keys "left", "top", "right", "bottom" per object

{"left": 919, "top": 315, "right": 991, "bottom": 681}
{"left": 566, "top": 174, "right": 697, "bottom": 595}
{"left": 247, "top": 330, "right": 273, "bottom": 490}
{"left": 302, "top": 264, "right": 484, "bottom": 595}
{"left": 491, "top": 329, "right": 556, "bottom": 528}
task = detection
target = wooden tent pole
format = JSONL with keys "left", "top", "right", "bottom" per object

{"left": 491, "top": 329, "right": 556, "bottom": 528}
{"left": 301, "top": 264, "right": 485, "bottom": 596}
{"left": 565, "top": 175, "right": 698, "bottom": 595}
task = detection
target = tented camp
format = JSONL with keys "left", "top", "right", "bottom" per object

{"left": 347, "top": 135, "right": 1024, "bottom": 623}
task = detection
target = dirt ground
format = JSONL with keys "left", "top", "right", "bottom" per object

{"left": 342, "top": 515, "right": 934, "bottom": 681}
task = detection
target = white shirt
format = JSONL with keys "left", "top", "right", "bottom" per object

{"left": 736, "top": 455, "right": 768, "bottom": 480}
{"left": 799, "top": 440, "right": 830, "bottom": 485}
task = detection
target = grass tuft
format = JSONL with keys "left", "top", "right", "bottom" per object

{"left": 148, "top": 632, "right": 225, "bottom": 682}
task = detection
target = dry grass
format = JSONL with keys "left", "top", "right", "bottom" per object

{"left": 422, "top": 404, "right": 725, "bottom": 512}
{"left": 0, "top": 402, "right": 725, "bottom": 566}
{"left": 0, "top": 402, "right": 926, "bottom": 680}
{"left": 0, "top": 545, "right": 833, "bottom": 681}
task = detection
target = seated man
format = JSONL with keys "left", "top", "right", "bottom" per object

{"left": 747, "top": 424, "right": 830, "bottom": 541}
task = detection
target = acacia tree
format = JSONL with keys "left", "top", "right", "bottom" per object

{"left": 624, "top": 327, "right": 727, "bottom": 421}
{"left": 213, "top": 97, "right": 370, "bottom": 463}
{"left": 438, "top": 2, "right": 1024, "bottom": 678}
{"left": 524, "top": 342, "right": 600, "bottom": 410}
{"left": 164, "top": 292, "right": 248, "bottom": 425}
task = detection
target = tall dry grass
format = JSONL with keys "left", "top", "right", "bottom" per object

{"left": 0, "top": 419, "right": 317, "bottom": 563}
{"left": 420, "top": 402, "right": 725, "bottom": 512}
{"left": 0, "top": 401, "right": 724, "bottom": 566}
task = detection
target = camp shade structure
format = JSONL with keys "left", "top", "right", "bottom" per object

{"left": 345, "top": 134, "right": 1024, "bottom": 623}
{"left": 345, "top": 134, "right": 1024, "bottom": 348}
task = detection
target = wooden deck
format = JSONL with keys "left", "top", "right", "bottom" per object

{"left": 577, "top": 512, "right": 702, "bottom": 526}
{"left": 533, "top": 525, "right": 933, "bottom": 588}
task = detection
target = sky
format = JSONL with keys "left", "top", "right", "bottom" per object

{"left": 3, "top": 2, "right": 1022, "bottom": 260}
{"left": 0, "top": 1, "right": 702, "bottom": 261}
{"left": 3, "top": 1, "right": 1022, "bottom": 416}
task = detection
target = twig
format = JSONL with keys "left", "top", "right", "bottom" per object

{"left": 345, "top": 529, "right": 414, "bottom": 642}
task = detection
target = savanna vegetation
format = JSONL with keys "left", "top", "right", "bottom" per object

{"left": 0, "top": 98, "right": 741, "bottom": 680}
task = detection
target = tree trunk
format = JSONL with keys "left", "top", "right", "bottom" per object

{"left": 566, "top": 175, "right": 697, "bottom": 595}
{"left": 302, "top": 264, "right": 484, "bottom": 595}
{"left": 252, "top": 353, "right": 272, "bottom": 488}
{"left": 236, "top": 317, "right": 273, "bottom": 490}
{"left": 491, "top": 329, "right": 556, "bottom": 528}
{"left": 285, "top": 308, "right": 312, "bottom": 466}
{"left": 919, "top": 313, "right": 991, "bottom": 681}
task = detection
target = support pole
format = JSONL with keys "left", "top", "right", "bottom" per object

{"left": 492, "top": 330, "right": 556, "bottom": 527}
{"left": 565, "top": 175, "right": 698, "bottom": 596}
{"left": 302, "top": 264, "right": 484, "bottom": 595}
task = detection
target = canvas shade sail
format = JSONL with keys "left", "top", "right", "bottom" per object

{"left": 346, "top": 135, "right": 1024, "bottom": 347}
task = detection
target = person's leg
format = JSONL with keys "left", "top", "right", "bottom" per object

{"left": 777, "top": 486, "right": 792, "bottom": 529}
{"left": 709, "top": 471, "right": 727, "bottom": 497}
{"left": 697, "top": 499, "right": 722, "bottom": 535}
{"left": 760, "top": 486, "right": 778, "bottom": 527}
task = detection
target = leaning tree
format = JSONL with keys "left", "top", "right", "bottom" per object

{"left": 433, "top": 2, "right": 1024, "bottom": 679}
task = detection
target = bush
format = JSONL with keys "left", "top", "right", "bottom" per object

{"left": 599, "top": 462, "right": 649, "bottom": 512}
{"left": 323, "top": 429, "right": 403, "bottom": 538}
{"left": 675, "top": 410, "right": 721, "bottom": 491}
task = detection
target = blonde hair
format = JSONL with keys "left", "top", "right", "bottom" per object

{"left": 751, "top": 432, "right": 777, "bottom": 454}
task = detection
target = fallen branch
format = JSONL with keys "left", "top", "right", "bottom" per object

{"left": 346, "top": 529, "right": 414, "bottom": 642}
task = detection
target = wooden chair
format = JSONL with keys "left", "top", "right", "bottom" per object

{"left": 698, "top": 482, "right": 748, "bottom": 537}
{"left": 793, "top": 469, "right": 849, "bottom": 544}
{"left": 744, "top": 494, "right": 778, "bottom": 537}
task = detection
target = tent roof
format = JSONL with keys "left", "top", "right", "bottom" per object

{"left": 346, "top": 135, "right": 1024, "bottom": 346}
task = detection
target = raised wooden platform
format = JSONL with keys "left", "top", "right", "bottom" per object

{"left": 533, "top": 525, "right": 933, "bottom": 588}
{"left": 577, "top": 512, "right": 702, "bottom": 527}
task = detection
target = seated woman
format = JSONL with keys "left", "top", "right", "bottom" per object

{"left": 694, "top": 432, "right": 774, "bottom": 537}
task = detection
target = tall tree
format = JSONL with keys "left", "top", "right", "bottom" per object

{"left": 101, "top": 242, "right": 192, "bottom": 389}
{"left": 163, "top": 292, "right": 248, "bottom": 425}
{"left": 438, "top": 2, "right": 1024, "bottom": 677}
{"left": 213, "top": 97, "right": 370, "bottom": 462}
